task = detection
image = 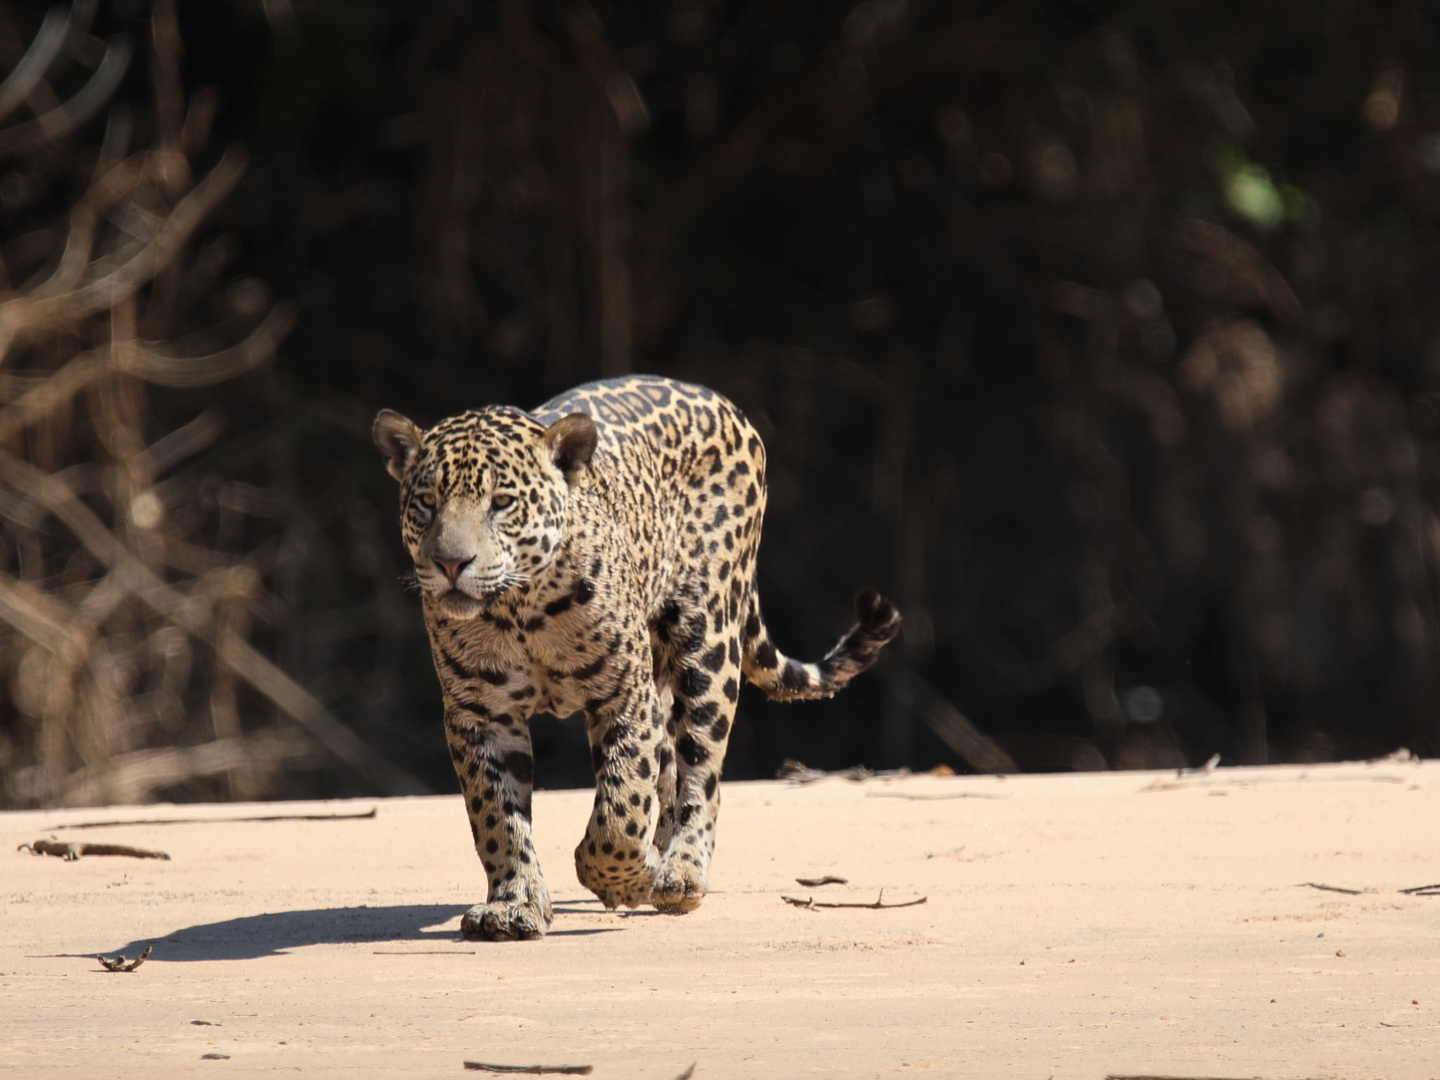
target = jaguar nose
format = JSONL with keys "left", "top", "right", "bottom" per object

{"left": 434, "top": 555, "right": 473, "bottom": 585}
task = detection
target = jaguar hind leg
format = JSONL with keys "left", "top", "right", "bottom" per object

{"left": 572, "top": 651, "right": 665, "bottom": 909}
{"left": 650, "top": 617, "right": 743, "bottom": 914}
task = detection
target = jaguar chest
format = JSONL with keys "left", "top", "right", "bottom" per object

{"left": 428, "top": 581, "right": 626, "bottom": 716}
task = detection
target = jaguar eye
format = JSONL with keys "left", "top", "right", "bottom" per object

{"left": 491, "top": 493, "right": 515, "bottom": 510}
{"left": 417, "top": 492, "right": 437, "bottom": 509}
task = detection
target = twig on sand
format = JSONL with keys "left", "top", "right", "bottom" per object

{"left": 98, "top": 945, "right": 152, "bottom": 972}
{"left": 669, "top": 1067, "right": 696, "bottom": 1080}
{"left": 775, "top": 760, "right": 911, "bottom": 784}
{"left": 1367, "top": 747, "right": 1418, "bottom": 764}
{"left": 783, "top": 890, "right": 927, "bottom": 910}
{"left": 1302, "top": 881, "right": 1440, "bottom": 897}
{"left": 1178, "top": 753, "right": 1222, "bottom": 776}
{"left": 20, "top": 839, "right": 170, "bottom": 861}
{"left": 42, "top": 808, "right": 378, "bottom": 830}
{"left": 1142, "top": 773, "right": 1406, "bottom": 793}
{"left": 462, "top": 1063, "right": 593, "bottom": 1075}
{"left": 1301, "top": 882, "right": 1364, "bottom": 895}
{"left": 795, "top": 875, "right": 847, "bottom": 887}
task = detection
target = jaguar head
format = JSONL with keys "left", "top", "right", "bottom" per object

{"left": 373, "top": 406, "right": 597, "bottom": 620}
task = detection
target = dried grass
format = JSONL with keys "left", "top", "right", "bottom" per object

{"left": 0, "top": 1, "right": 420, "bottom": 807}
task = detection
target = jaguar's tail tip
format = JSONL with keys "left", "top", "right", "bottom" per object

{"left": 854, "top": 587, "right": 903, "bottom": 642}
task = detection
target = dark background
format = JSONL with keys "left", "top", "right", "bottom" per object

{"left": 3, "top": 0, "right": 1439, "bottom": 805}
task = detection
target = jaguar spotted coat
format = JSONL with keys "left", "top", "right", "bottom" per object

{"left": 373, "top": 375, "right": 901, "bottom": 940}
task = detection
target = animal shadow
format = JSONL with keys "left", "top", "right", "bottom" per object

{"left": 101, "top": 904, "right": 467, "bottom": 962}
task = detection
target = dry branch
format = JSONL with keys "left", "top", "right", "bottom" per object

{"left": 880, "top": 658, "right": 1018, "bottom": 774}
{"left": 19, "top": 838, "right": 169, "bottom": 860}
{"left": 38, "top": 154, "right": 155, "bottom": 301}
{"left": 0, "top": 567, "right": 76, "bottom": 653}
{"left": 122, "top": 303, "right": 296, "bottom": 387}
{"left": 462, "top": 1064, "right": 594, "bottom": 1076}
{"left": 0, "top": 301, "right": 292, "bottom": 443}
{"left": 45, "top": 730, "right": 325, "bottom": 807}
{"left": 0, "top": 349, "right": 109, "bottom": 442}
{"left": 782, "top": 890, "right": 928, "bottom": 910}
{"left": 925, "top": 846, "right": 967, "bottom": 859}
{"left": 1297, "top": 882, "right": 1440, "bottom": 898}
{"left": 0, "top": 147, "right": 247, "bottom": 353}
{"left": 0, "top": 7, "right": 420, "bottom": 809}
{"left": 1142, "top": 774, "right": 1407, "bottom": 793}
{"left": 97, "top": 945, "right": 151, "bottom": 972}
{"left": 1179, "top": 754, "right": 1222, "bottom": 777}
{"left": 0, "top": 38, "right": 130, "bottom": 159}
{"left": 0, "top": 7, "right": 69, "bottom": 123}
{"left": 44, "top": 807, "right": 377, "bottom": 830}
{"left": 0, "top": 449, "right": 425, "bottom": 797}
{"left": 775, "top": 760, "right": 911, "bottom": 784}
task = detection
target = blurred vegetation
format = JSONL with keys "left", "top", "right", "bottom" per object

{"left": 2, "top": 0, "right": 1438, "bottom": 807}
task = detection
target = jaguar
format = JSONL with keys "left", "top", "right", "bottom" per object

{"left": 373, "top": 375, "right": 901, "bottom": 940}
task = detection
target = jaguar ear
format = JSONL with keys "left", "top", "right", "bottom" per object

{"left": 543, "top": 413, "right": 597, "bottom": 484}
{"left": 373, "top": 409, "right": 422, "bottom": 482}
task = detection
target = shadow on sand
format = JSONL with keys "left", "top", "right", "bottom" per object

{"left": 97, "top": 904, "right": 468, "bottom": 962}
{"left": 93, "top": 903, "right": 625, "bottom": 961}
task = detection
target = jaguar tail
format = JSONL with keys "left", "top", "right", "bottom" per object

{"left": 741, "top": 587, "right": 902, "bottom": 702}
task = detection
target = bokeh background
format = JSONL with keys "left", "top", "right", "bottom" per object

{"left": 3, "top": 0, "right": 1438, "bottom": 808}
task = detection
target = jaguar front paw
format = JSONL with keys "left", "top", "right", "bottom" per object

{"left": 574, "top": 840, "right": 661, "bottom": 910}
{"left": 460, "top": 898, "right": 552, "bottom": 941}
{"left": 461, "top": 873, "right": 553, "bottom": 941}
{"left": 650, "top": 856, "right": 707, "bottom": 914}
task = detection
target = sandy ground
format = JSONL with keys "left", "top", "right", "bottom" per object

{"left": 2, "top": 758, "right": 1437, "bottom": 1079}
